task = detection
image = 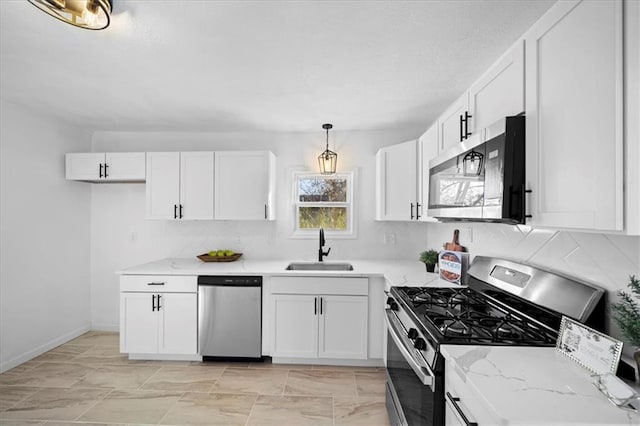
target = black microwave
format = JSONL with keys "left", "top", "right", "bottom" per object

{"left": 427, "top": 115, "right": 526, "bottom": 223}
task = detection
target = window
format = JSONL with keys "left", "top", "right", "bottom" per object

{"left": 292, "top": 172, "right": 354, "bottom": 237}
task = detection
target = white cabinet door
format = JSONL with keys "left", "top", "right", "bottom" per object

{"left": 215, "top": 151, "right": 275, "bottom": 220}
{"left": 65, "top": 153, "right": 104, "bottom": 180}
{"left": 525, "top": 0, "right": 623, "bottom": 231}
{"left": 146, "top": 152, "right": 180, "bottom": 220}
{"left": 445, "top": 397, "right": 467, "bottom": 426}
{"left": 104, "top": 152, "right": 146, "bottom": 181}
{"left": 271, "top": 294, "right": 318, "bottom": 358}
{"left": 120, "top": 293, "right": 158, "bottom": 354}
{"left": 438, "top": 93, "right": 469, "bottom": 154}
{"left": 376, "top": 140, "right": 417, "bottom": 221}
{"left": 318, "top": 295, "right": 368, "bottom": 360}
{"left": 159, "top": 293, "right": 197, "bottom": 355}
{"left": 418, "top": 124, "right": 439, "bottom": 222}
{"left": 180, "top": 152, "right": 214, "bottom": 220}
{"left": 468, "top": 40, "right": 524, "bottom": 133}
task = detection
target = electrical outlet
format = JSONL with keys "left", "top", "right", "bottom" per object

{"left": 384, "top": 233, "right": 396, "bottom": 245}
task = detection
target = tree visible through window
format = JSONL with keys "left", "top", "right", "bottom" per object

{"left": 294, "top": 172, "right": 353, "bottom": 235}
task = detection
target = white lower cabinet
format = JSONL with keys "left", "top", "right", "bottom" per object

{"left": 119, "top": 275, "right": 197, "bottom": 356}
{"left": 270, "top": 277, "right": 368, "bottom": 360}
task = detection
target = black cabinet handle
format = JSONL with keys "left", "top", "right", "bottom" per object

{"left": 416, "top": 202, "right": 421, "bottom": 220}
{"left": 314, "top": 297, "right": 317, "bottom": 315}
{"left": 459, "top": 114, "right": 464, "bottom": 142}
{"left": 464, "top": 111, "right": 472, "bottom": 139}
{"left": 152, "top": 294, "right": 156, "bottom": 311}
{"left": 522, "top": 184, "right": 533, "bottom": 222}
{"left": 410, "top": 203, "right": 414, "bottom": 220}
{"left": 104, "top": 163, "right": 109, "bottom": 178}
{"left": 264, "top": 204, "right": 268, "bottom": 220}
{"left": 446, "top": 392, "right": 477, "bottom": 426}
{"left": 99, "top": 163, "right": 103, "bottom": 178}
{"left": 174, "top": 204, "right": 177, "bottom": 219}
{"left": 157, "top": 294, "right": 162, "bottom": 310}
{"left": 320, "top": 297, "right": 323, "bottom": 315}
{"left": 147, "top": 282, "right": 165, "bottom": 286}
{"left": 179, "top": 204, "right": 183, "bottom": 219}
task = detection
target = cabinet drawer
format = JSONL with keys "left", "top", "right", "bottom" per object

{"left": 120, "top": 275, "right": 197, "bottom": 293}
{"left": 271, "top": 277, "right": 368, "bottom": 295}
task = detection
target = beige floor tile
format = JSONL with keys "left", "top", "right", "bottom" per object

{"left": 192, "top": 361, "right": 250, "bottom": 368}
{"left": 67, "top": 332, "right": 119, "bottom": 347}
{"left": 249, "top": 361, "right": 312, "bottom": 370}
{"left": 0, "top": 387, "right": 41, "bottom": 411}
{"left": 30, "top": 345, "right": 89, "bottom": 364}
{"left": 0, "top": 363, "right": 91, "bottom": 388}
{"left": 72, "top": 346, "right": 129, "bottom": 366}
{"left": 160, "top": 392, "right": 256, "bottom": 425}
{"left": 354, "top": 371, "right": 386, "bottom": 397}
{"left": 0, "top": 421, "right": 45, "bottom": 425}
{"left": 334, "top": 396, "right": 390, "bottom": 425}
{"left": 42, "top": 422, "right": 124, "bottom": 426}
{"left": 2, "top": 361, "right": 42, "bottom": 377}
{"left": 142, "top": 365, "right": 224, "bottom": 392}
{"left": 285, "top": 370, "right": 357, "bottom": 397}
{"left": 247, "top": 395, "right": 333, "bottom": 425}
{"left": 210, "top": 368, "right": 287, "bottom": 395}
{"left": 72, "top": 365, "right": 159, "bottom": 390}
{"left": 77, "top": 389, "right": 182, "bottom": 424}
{"left": 312, "top": 364, "right": 384, "bottom": 373}
{"left": 0, "top": 388, "right": 109, "bottom": 421}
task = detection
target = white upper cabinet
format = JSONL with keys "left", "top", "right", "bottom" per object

{"left": 438, "top": 93, "right": 470, "bottom": 154}
{"left": 214, "top": 151, "right": 276, "bottom": 220}
{"left": 468, "top": 40, "right": 524, "bottom": 133}
{"left": 146, "top": 152, "right": 214, "bottom": 220}
{"left": 376, "top": 140, "right": 418, "bottom": 221}
{"left": 524, "top": 0, "right": 623, "bottom": 231}
{"left": 180, "top": 152, "right": 215, "bottom": 220}
{"left": 66, "top": 152, "right": 145, "bottom": 182}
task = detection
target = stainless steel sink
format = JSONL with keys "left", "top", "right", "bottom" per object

{"left": 286, "top": 262, "right": 354, "bottom": 271}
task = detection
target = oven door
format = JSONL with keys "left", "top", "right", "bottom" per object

{"left": 385, "top": 310, "right": 443, "bottom": 426}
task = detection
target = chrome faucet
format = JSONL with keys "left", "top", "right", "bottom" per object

{"left": 318, "top": 228, "right": 331, "bottom": 262}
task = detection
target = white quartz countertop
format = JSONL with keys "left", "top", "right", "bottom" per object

{"left": 441, "top": 345, "right": 640, "bottom": 425}
{"left": 117, "top": 257, "right": 445, "bottom": 289}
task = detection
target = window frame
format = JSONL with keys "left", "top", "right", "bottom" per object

{"left": 290, "top": 171, "right": 356, "bottom": 239}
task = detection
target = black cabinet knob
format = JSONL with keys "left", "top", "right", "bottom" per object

{"left": 407, "top": 328, "right": 418, "bottom": 339}
{"left": 414, "top": 338, "right": 427, "bottom": 350}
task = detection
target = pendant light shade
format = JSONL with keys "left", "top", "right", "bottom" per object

{"left": 318, "top": 123, "right": 337, "bottom": 175}
{"left": 462, "top": 149, "right": 484, "bottom": 176}
{"left": 28, "top": 0, "right": 113, "bottom": 30}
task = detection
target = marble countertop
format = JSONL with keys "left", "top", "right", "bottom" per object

{"left": 441, "top": 345, "right": 640, "bottom": 425}
{"left": 117, "top": 257, "right": 445, "bottom": 289}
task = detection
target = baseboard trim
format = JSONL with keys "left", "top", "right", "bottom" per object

{"left": 272, "top": 357, "right": 384, "bottom": 367}
{"left": 0, "top": 323, "right": 91, "bottom": 373}
{"left": 128, "top": 353, "right": 202, "bottom": 362}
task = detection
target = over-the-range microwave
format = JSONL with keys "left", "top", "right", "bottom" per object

{"left": 428, "top": 115, "right": 526, "bottom": 223}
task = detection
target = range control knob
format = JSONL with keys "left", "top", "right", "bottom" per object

{"left": 414, "top": 338, "right": 427, "bottom": 351}
{"left": 386, "top": 297, "right": 399, "bottom": 311}
{"left": 407, "top": 328, "right": 418, "bottom": 340}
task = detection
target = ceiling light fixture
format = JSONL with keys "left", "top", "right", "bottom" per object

{"left": 318, "top": 123, "right": 337, "bottom": 175}
{"left": 28, "top": 0, "right": 112, "bottom": 30}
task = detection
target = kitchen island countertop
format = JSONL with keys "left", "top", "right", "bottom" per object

{"left": 441, "top": 345, "right": 640, "bottom": 425}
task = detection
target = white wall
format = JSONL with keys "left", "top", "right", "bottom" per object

{"left": 0, "top": 101, "right": 92, "bottom": 372}
{"left": 90, "top": 130, "right": 428, "bottom": 329}
{"left": 425, "top": 222, "right": 640, "bottom": 358}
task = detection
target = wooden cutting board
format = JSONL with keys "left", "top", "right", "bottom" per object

{"left": 444, "top": 229, "right": 466, "bottom": 252}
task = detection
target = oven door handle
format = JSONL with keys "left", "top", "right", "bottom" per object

{"left": 385, "top": 309, "right": 435, "bottom": 388}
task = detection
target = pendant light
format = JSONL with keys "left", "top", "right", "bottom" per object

{"left": 318, "top": 123, "right": 337, "bottom": 175}
{"left": 28, "top": 0, "right": 113, "bottom": 30}
{"left": 462, "top": 149, "right": 484, "bottom": 176}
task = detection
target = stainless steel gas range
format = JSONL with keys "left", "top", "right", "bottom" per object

{"left": 384, "top": 256, "right": 606, "bottom": 426}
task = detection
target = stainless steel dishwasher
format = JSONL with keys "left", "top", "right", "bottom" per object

{"left": 198, "top": 275, "right": 262, "bottom": 361}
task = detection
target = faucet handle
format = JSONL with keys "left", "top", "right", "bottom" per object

{"left": 323, "top": 247, "right": 331, "bottom": 256}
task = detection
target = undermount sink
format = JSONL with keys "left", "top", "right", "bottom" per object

{"left": 286, "top": 262, "right": 354, "bottom": 271}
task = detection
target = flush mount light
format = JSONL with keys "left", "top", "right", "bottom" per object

{"left": 318, "top": 123, "right": 337, "bottom": 175}
{"left": 28, "top": 0, "right": 112, "bottom": 30}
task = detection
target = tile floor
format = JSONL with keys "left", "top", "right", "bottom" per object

{"left": 0, "top": 332, "right": 390, "bottom": 425}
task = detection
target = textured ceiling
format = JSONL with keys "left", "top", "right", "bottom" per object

{"left": 0, "top": 0, "right": 555, "bottom": 134}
